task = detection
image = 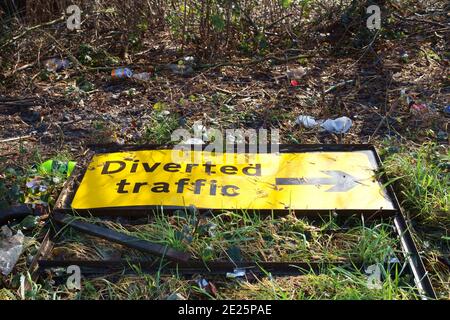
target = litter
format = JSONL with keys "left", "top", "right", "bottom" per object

{"left": 111, "top": 68, "right": 133, "bottom": 79}
{"left": 226, "top": 268, "right": 246, "bottom": 279}
{"left": 287, "top": 67, "right": 306, "bottom": 87}
{"left": 197, "top": 278, "right": 208, "bottom": 288}
{"left": 295, "top": 115, "right": 352, "bottom": 134}
{"left": 320, "top": 116, "right": 352, "bottom": 134}
{"left": 183, "top": 56, "right": 195, "bottom": 64}
{"left": 295, "top": 115, "right": 318, "bottom": 128}
{"left": 44, "top": 58, "right": 70, "bottom": 72}
{"left": 290, "top": 79, "right": 300, "bottom": 87}
{"left": 196, "top": 278, "right": 218, "bottom": 297}
{"left": 286, "top": 67, "right": 306, "bottom": 80}
{"left": 167, "top": 293, "right": 187, "bottom": 300}
{"left": 0, "top": 226, "right": 25, "bottom": 276}
{"left": 410, "top": 103, "right": 428, "bottom": 114}
{"left": 40, "top": 159, "right": 76, "bottom": 177}
{"left": 132, "top": 72, "right": 151, "bottom": 81}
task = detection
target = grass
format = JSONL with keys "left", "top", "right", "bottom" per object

{"left": 17, "top": 211, "right": 414, "bottom": 300}
{"left": 381, "top": 141, "right": 449, "bottom": 299}
{"left": 1, "top": 142, "right": 448, "bottom": 300}
{"left": 382, "top": 142, "right": 449, "bottom": 224}
{"left": 222, "top": 266, "right": 417, "bottom": 300}
{"left": 142, "top": 111, "right": 180, "bottom": 145}
{"left": 3, "top": 260, "right": 417, "bottom": 300}
{"left": 65, "top": 211, "right": 401, "bottom": 266}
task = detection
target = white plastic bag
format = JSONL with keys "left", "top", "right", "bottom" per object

{"left": 295, "top": 115, "right": 318, "bottom": 128}
{"left": 320, "top": 116, "right": 352, "bottom": 134}
{"left": 0, "top": 226, "right": 25, "bottom": 276}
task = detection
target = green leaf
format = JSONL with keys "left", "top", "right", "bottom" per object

{"left": 281, "top": 0, "right": 293, "bottom": 8}
{"left": 18, "top": 215, "right": 39, "bottom": 230}
{"left": 211, "top": 14, "right": 225, "bottom": 31}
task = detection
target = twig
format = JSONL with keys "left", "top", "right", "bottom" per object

{"left": 12, "top": 62, "right": 36, "bottom": 74}
{"left": 0, "top": 100, "right": 37, "bottom": 107}
{"left": 0, "top": 97, "right": 67, "bottom": 109}
{"left": 368, "top": 100, "right": 399, "bottom": 143}
{"left": 393, "top": 12, "right": 448, "bottom": 28}
{"left": 0, "top": 135, "right": 32, "bottom": 143}
{"left": 24, "top": 231, "right": 53, "bottom": 293}
{"left": 324, "top": 80, "right": 355, "bottom": 94}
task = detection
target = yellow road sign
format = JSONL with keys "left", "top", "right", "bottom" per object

{"left": 71, "top": 149, "right": 394, "bottom": 211}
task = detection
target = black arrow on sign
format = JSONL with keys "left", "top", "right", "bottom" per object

{"left": 275, "top": 170, "right": 359, "bottom": 192}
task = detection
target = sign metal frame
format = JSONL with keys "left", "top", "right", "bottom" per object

{"left": 49, "top": 144, "right": 436, "bottom": 299}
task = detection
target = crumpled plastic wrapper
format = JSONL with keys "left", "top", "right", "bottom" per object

{"left": 295, "top": 115, "right": 352, "bottom": 134}
{"left": 295, "top": 115, "right": 318, "bottom": 128}
{"left": 320, "top": 116, "right": 352, "bottom": 134}
{"left": 0, "top": 226, "right": 25, "bottom": 276}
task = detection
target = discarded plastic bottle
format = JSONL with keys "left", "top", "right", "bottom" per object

{"left": 132, "top": 72, "right": 151, "bottom": 81}
{"left": 111, "top": 68, "right": 133, "bottom": 79}
{"left": 44, "top": 58, "right": 70, "bottom": 72}
{"left": 40, "top": 160, "right": 76, "bottom": 177}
